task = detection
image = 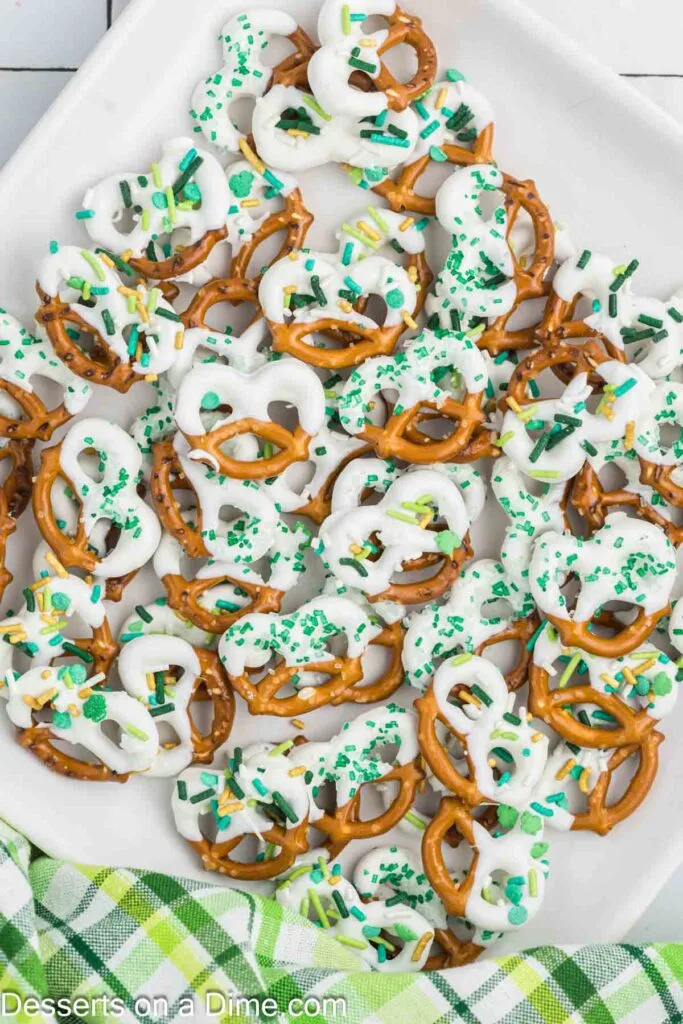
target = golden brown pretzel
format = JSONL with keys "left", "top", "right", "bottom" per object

{"left": 528, "top": 657, "right": 657, "bottom": 749}
{"left": 189, "top": 819, "right": 310, "bottom": 880}
{"left": 317, "top": 761, "right": 425, "bottom": 851}
{"left": 0, "top": 439, "right": 33, "bottom": 598}
{"left": 421, "top": 798, "right": 481, "bottom": 918}
{"left": 228, "top": 654, "right": 364, "bottom": 718}
{"left": 570, "top": 458, "right": 683, "bottom": 545}
{"left": 129, "top": 228, "right": 229, "bottom": 283}
{"left": 269, "top": 251, "right": 432, "bottom": 370}
{"left": 366, "top": 530, "right": 473, "bottom": 605}
{"left": 415, "top": 683, "right": 487, "bottom": 806}
{"left": 639, "top": 460, "right": 683, "bottom": 509}
{"left": 569, "top": 732, "right": 663, "bottom": 836}
{"left": 35, "top": 285, "right": 142, "bottom": 392}
{"left": 475, "top": 614, "right": 540, "bottom": 692}
{"left": 230, "top": 189, "right": 315, "bottom": 282}
{"left": 360, "top": 394, "right": 486, "bottom": 463}
{"left": 179, "top": 416, "right": 314, "bottom": 482}
{"left": 32, "top": 444, "right": 140, "bottom": 603}
{"left": 17, "top": 647, "right": 233, "bottom": 783}
{"left": 160, "top": 566, "right": 283, "bottom": 636}
{"left": 335, "top": 621, "right": 406, "bottom": 705}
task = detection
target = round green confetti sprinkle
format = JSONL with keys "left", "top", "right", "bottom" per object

{"left": 201, "top": 391, "right": 221, "bottom": 410}
{"left": 70, "top": 664, "right": 88, "bottom": 685}
{"left": 229, "top": 170, "right": 255, "bottom": 198}
{"left": 151, "top": 192, "right": 168, "bottom": 209}
{"left": 520, "top": 811, "right": 542, "bottom": 835}
{"left": 508, "top": 905, "right": 528, "bottom": 926}
{"left": 83, "top": 694, "right": 107, "bottom": 722}
{"left": 386, "top": 288, "right": 405, "bottom": 309}
{"left": 52, "top": 711, "right": 72, "bottom": 730}
{"left": 496, "top": 804, "right": 518, "bottom": 829}
{"left": 51, "top": 592, "right": 71, "bottom": 612}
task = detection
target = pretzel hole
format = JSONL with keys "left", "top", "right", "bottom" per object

{"left": 653, "top": 420, "right": 683, "bottom": 455}
{"left": 480, "top": 636, "right": 526, "bottom": 681}
{"left": 77, "top": 448, "right": 106, "bottom": 483}
{"left": 357, "top": 641, "right": 393, "bottom": 690}
{"left": 0, "top": 389, "right": 23, "bottom": 420}
{"left": 198, "top": 581, "right": 251, "bottom": 617}
{"left": 45, "top": 735, "right": 113, "bottom": 767}
{"left": 505, "top": 295, "right": 547, "bottom": 333}
{"left": 356, "top": 775, "right": 398, "bottom": 822}
{"left": 239, "top": 222, "right": 298, "bottom": 282}
{"left": 228, "top": 96, "right": 257, "bottom": 136}
{"left": 378, "top": 41, "right": 419, "bottom": 86}
{"left": 202, "top": 299, "right": 260, "bottom": 336}
{"left": 363, "top": 293, "right": 389, "bottom": 326}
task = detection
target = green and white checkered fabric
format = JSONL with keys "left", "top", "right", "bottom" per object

{"left": 1, "top": 821, "right": 682, "bottom": 1024}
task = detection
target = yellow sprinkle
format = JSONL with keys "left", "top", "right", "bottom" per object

{"left": 146, "top": 673, "right": 156, "bottom": 691}
{"left": 399, "top": 217, "right": 415, "bottom": 232}
{"left": 338, "top": 299, "right": 353, "bottom": 313}
{"left": 117, "top": 285, "right": 138, "bottom": 298}
{"left": 531, "top": 732, "right": 543, "bottom": 743}
{"left": 145, "top": 374, "right": 158, "bottom": 383}
{"left": 35, "top": 592, "right": 44, "bottom": 612}
{"left": 137, "top": 300, "right": 149, "bottom": 324}
{"left": 238, "top": 138, "right": 266, "bottom": 173}
{"left": 412, "top": 932, "right": 434, "bottom": 962}
{"left": 287, "top": 129, "right": 310, "bottom": 138}
{"left": 488, "top": 757, "right": 496, "bottom": 768}
{"left": 600, "top": 671, "right": 620, "bottom": 691}
{"left": 633, "top": 657, "right": 656, "bottom": 675}
{"left": 175, "top": 331, "right": 184, "bottom": 351}
{"left": 288, "top": 765, "right": 308, "bottom": 777}
{"left": 30, "top": 576, "right": 52, "bottom": 592}
{"left": 288, "top": 251, "right": 299, "bottom": 261}
{"left": 23, "top": 696, "right": 40, "bottom": 710}
{"left": 0, "top": 622, "right": 25, "bottom": 634}
{"left": 8, "top": 634, "right": 28, "bottom": 645}
{"left": 408, "top": 265, "right": 418, "bottom": 283}
{"left": 350, "top": 544, "right": 364, "bottom": 555}
{"left": 402, "top": 310, "right": 418, "bottom": 330}
{"left": 41, "top": 670, "right": 52, "bottom": 680}
{"left": 622, "top": 666, "right": 638, "bottom": 688}
{"left": 555, "top": 757, "right": 575, "bottom": 781}
{"left": 121, "top": 250, "right": 133, "bottom": 262}
{"left": 45, "top": 553, "right": 68, "bottom": 579}
{"left": 241, "top": 198, "right": 261, "bottom": 208}
{"left": 284, "top": 285, "right": 298, "bottom": 295}
{"left": 506, "top": 396, "right": 522, "bottom": 414}
{"left": 291, "top": 719, "right": 305, "bottom": 730}
{"left": 359, "top": 37, "right": 376, "bottom": 47}
{"left": 625, "top": 420, "right": 635, "bottom": 450}
{"left": 218, "top": 800, "right": 244, "bottom": 816}
{"left": 578, "top": 767, "right": 592, "bottom": 794}
{"left": 36, "top": 688, "right": 58, "bottom": 708}
{"left": 436, "top": 87, "right": 448, "bottom": 110}
{"left": 458, "top": 689, "right": 481, "bottom": 708}
{"left": 356, "top": 220, "right": 381, "bottom": 242}
{"left": 68, "top": 704, "right": 81, "bottom": 717}
{"left": 78, "top": 687, "right": 94, "bottom": 700}
{"left": 419, "top": 513, "right": 432, "bottom": 529}
{"left": 99, "top": 253, "right": 115, "bottom": 269}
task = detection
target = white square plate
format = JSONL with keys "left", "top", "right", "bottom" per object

{"left": 2, "top": 0, "right": 683, "bottom": 953}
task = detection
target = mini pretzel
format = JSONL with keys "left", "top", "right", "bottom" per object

{"left": 416, "top": 655, "right": 548, "bottom": 808}
{"left": 190, "top": 9, "right": 316, "bottom": 152}
{"left": 262, "top": 241, "right": 429, "bottom": 370}
{"left": 33, "top": 418, "right": 161, "bottom": 596}
{"left": 540, "top": 249, "right": 683, "bottom": 382}
{"left": 319, "top": 460, "right": 482, "bottom": 602}
{"left": 173, "top": 741, "right": 316, "bottom": 880}
{"left": 426, "top": 167, "right": 554, "bottom": 343}
{"left": 528, "top": 625, "right": 676, "bottom": 745}
{"left": 501, "top": 343, "right": 653, "bottom": 482}
{"left": 337, "top": 328, "right": 488, "bottom": 462}
{"left": 423, "top": 798, "right": 549, "bottom": 933}
{"left": 0, "top": 439, "right": 33, "bottom": 598}
{"left": 532, "top": 735, "right": 663, "bottom": 836}
{"left": 0, "top": 562, "right": 117, "bottom": 683}
{"left": 174, "top": 360, "right": 325, "bottom": 480}
{"left": 632, "top": 382, "right": 683, "bottom": 507}
{"left": 306, "top": 2, "right": 436, "bottom": 118}
{"left": 35, "top": 246, "right": 185, "bottom": 390}
{"left": 116, "top": 635, "right": 234, "bottom": 776}
{"left": 80, "top": 139, "right": 233, "bottom": 282}
{"left": 529, "top": 512, "right": 676, "bottom": 657}
{"left": 218, "top": 596, "right": 380, "bottom": 716}
{"left": 570, "top": 438, "right": 683, "bottom": 545}
{"left": 0, "top": 308, "right": 90, "bottom": 439}
{"left": 353, "top": 846, "right": 484, "bottom": 969}
{"left": 278, "top": 854, "right": 436, "bottom": 972}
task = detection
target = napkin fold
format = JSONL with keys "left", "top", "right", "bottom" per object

{"left": 1, "top": 820, "right": 682, "bottom": 1024}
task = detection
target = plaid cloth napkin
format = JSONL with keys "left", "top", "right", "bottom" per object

{"left": 2, "top": 820, "right": 682, "bottom": 1024}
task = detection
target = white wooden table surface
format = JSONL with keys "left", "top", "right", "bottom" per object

{"left": 1, "top": 0, "right": 682, "bottom": 942}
